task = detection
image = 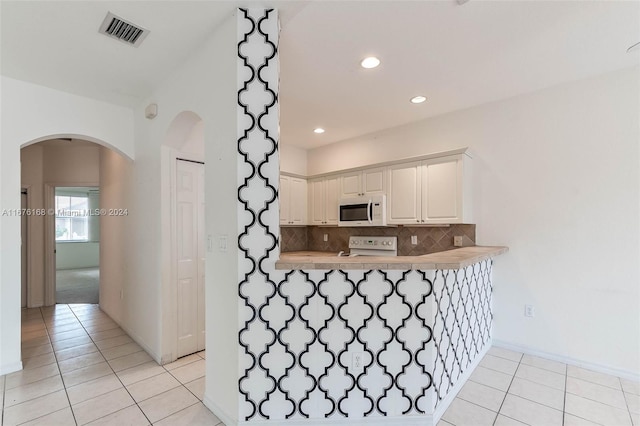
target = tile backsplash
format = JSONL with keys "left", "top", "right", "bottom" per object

{"left": 280, "top": 224, "right": 475, "bottom": 256}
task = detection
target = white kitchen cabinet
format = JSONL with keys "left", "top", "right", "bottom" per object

{"left": 280, "top": 175, "right": 307, "bottom": 225}
{"left": 387, "top": 154, "right": 471, "bottom": 225}
{"left": 309, "top": 176, "right": 340, "bottom": 225}
{"left": 340, "top": 167, "right": 386, "bottom": 198}
{"left": 422, "top": 155, "right": 467, "bottom": 224}
{"left": 387, "top": 162, "right": 422, "bottom": 224}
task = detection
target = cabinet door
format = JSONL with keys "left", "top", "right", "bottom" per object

{"left": 362, "top": 167, "right": 386, "bottom": 195}
{"left": 340, "top": 171, "right": 362, "bottom": 198}
{"left": 308, "top": 179, "right": 326, "bottom": 225}
{"left": 325, "top": 176, "right": 340, "bottom": 224}
{"left": 289, "top": 177, "right": 307, "bottom": 225}
{"left": 279, "top": 176, "right": 290, "bottom": 225}
{"left": 422, "top": 156, "right": 463, "bottom": 224}
{"left": 387, "top": 162, "right": 421, "bottom": 224}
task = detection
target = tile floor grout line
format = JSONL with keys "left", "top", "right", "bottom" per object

{"left": 68, "top": 304, "right": 155, "bottom": 426}
{"left": 45, "top": 305, "right": 80, "bottom": 426}
{"left": 621, "top": 381, "right": 636, "bottom": 426}
{"left": 149, "top": 399, "right": 202, "bottom": 425}
{"left": 163, "top": 363, "right": 204, "bottom": 404}
{"left": 491, "top": 352, "right": 522, "bottom": 426}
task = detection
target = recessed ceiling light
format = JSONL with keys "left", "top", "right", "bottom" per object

{"left": 410, "top": 95, "right": 427, "bottom": 104}
{"left": 627, "top": 42, "right": 640, "bottom": 53}
{"left": 360, "top": 56, "right": 381, "bottom": 69}
{"left": 313, "top": 128, "right": 325, "bottom": 134}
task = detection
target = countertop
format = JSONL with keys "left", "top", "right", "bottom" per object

{"left": 276, "top": 246, "right": 508, "bottom": 270}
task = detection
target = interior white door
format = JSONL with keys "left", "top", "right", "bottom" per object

{"left": 176, "top": 160, "right": 206, "bottom": 357}
{"left": 21, "top": 191, "right": 28, "bottom": 308}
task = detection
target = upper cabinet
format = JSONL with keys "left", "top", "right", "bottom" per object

{"left": 387, "top": 153, "right": 471, "bottom": 225}
{"left": 422, "top": 155, "right": 469, "bottom": 224}
{"left": 309, "top": 176, "right": 340, "bottom": 225}
{"left": 340, "top": 167, "right": 386, "bottom": 198}
{"left": 280, "top": 175, "right": 307, "bottom": 225}
{"left": 283, "top": 148, "right": 471, "bottom": 227}
{"left": 387, "top": 162, "right": 422, "bottom": 224}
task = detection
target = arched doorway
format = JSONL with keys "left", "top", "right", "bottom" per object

{"left": 19, "top": 135, "right": 133, "bottom": 309}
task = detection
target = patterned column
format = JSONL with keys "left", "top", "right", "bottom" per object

{"left": 236, "top": 8, "right": 283, "bottom": 422}
{"left": 234, "top": 7, "right": 490, "bottom": 424}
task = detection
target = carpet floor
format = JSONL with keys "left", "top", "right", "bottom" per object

{"left": 56, "top": 267, "right": 99, "bottom": 304}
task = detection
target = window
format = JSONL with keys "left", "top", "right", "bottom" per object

{"left": 55, "top": 195, "right": 89, "bottom": 241}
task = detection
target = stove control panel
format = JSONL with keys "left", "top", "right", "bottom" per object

{"left": 349, "top": 236, "right": 397, "bottom": 251}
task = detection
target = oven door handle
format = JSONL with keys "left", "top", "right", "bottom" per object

{"left": 367, "top": 199, "right": 372, "bottom": 224}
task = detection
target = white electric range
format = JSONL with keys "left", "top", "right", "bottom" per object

{"left": 348, "top": 236, "right": 397, "bottom": 257}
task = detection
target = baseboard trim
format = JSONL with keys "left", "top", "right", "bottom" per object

{"left": 492, "top": 340, "right": 640, "bottom": 381}
{"left": 432, "top": 341, "right": 492, "bottom": 423}
{"left": 0, "top": 361, "right": 23, "bottom": 375}
{"left": 99, "top": 304, "right": 162, "bottom": 365}
{"left": 203, "top": 394, "right": 238, "bottom": 426}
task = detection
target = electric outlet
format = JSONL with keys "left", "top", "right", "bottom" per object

{"left": 352, "top": 352, "right": 364, "bottom": 372}
{"left": 411, "top": 235, "right": 418, "bottom": 245}
{"left": 453, "top": 236, "right": 464, "bottom": 247}
{"left": 525, "top": 304, "right": 535, "bottom": 318}
{"left": 323, "top": 233, "right": 328, "bottom": 242}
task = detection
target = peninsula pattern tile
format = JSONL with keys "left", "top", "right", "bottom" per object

{"left": 1, "top": 304, "right": 222, "bottom": 426}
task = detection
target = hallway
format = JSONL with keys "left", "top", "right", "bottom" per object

{"left": 1, "top": 304, "right": 222, "bottom": 425}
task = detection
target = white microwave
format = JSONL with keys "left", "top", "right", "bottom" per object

{"left": 338, "top": 195, "right": 387, "bottom": 227}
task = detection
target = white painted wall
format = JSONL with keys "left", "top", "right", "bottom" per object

{"left": 56, "top": 243, "right": 99, "bottom": 270}
{"left": 131, "top": 12, "right": 238, "bottom": 422}
{"left": 99, "top": 147, "right": 133, "bottom": 333}
{"left": 0, "top": 77, "right": 134, "bottom": 374}
{"left": 43, "top": 145, "right": 100, "bottom": 183}
{"left": 307, "top": 67, "right": 640, "bottom": 375}
{"left": 180, "top": 120, "right": 205, "bottom": 158}
{"left": 280, "top": 144, "right": 308, "bottom": 176}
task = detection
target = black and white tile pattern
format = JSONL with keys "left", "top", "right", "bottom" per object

{"left": 432, "top": 260, "right": 493, "bottom": 409}
{"left": 236, "top": 8, "right": 493, "bottom": 423}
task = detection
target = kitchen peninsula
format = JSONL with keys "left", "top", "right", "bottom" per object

{"left": 270, "top": 239, "right": 508, "bottom": 424}
{"left": 277, "top": 245, "right": 507, "bottom": 270}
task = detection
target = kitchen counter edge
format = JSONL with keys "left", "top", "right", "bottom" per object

{"left": 276, "top": 246, "right": 508, "bottom": 270}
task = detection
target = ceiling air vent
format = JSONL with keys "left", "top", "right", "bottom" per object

{"left": 99, "top": 12, "right": 149, "bottom": 47}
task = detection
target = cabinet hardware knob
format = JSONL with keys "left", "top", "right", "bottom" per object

{"left": 416, "top": 220, "right": 419, "bottom": 222}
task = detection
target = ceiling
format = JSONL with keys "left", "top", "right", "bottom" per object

{"left": 2, "top": 1, "right": 639, "bottom": 150}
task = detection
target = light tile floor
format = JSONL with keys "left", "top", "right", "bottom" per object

{"left": 1, "top": 304, "right": 222, "bottom": 426}
{"left": 3, "top": 305, "right": 639, "bottom": 426}
{"left": 439, "top": 346, "right": 640, "bottom": 426}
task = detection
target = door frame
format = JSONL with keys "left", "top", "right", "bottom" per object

{"left": 161, "top": 148, "right": 204, "bottom": 363}
{"left": 44, "top": 182, "right": 99, "bottom": 306}
{"left": 21, "top": 186, "right": 31, "bottom": 307}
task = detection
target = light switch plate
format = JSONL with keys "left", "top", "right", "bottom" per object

{"left": 218, "top": 235, "right": 228, "bottom": 252}
{"left": 453, "top": 236, "right": 463, "bottom": 247}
